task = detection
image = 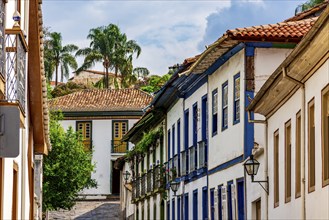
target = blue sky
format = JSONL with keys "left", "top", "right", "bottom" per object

{"left": 43, "top": 0, "right": 305, "bottom": 76}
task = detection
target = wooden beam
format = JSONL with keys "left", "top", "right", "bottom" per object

{"left": 28, "top": 0, "right": 46, "bottom": 154}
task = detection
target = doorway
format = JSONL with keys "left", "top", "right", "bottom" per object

{"left": 111, "top": 161, "right": 120, "bottom": 195}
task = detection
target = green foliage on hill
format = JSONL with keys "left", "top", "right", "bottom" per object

{"left": 43, "top": 113, "right": 97, "bottom": 211}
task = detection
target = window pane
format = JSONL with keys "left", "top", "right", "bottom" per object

{"left": 296, "top": 112, "right": 301, "bottom": 197}
{"left": 308, "top": 100, "right": 315, "bottom": 192}
{"left": 322, "top": 86, "right": 329, "bottom": 185}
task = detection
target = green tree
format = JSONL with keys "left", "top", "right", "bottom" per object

{"left": 50, "top": 81, "right": 90, "bottom": 98}
{"left": 76, "top": 24, "right": 141, "bottom": 88}
{"left": 43, "top": 113, "right": 97, "bottom": 211}
{"left": 297, "top": 0, "right": 324, "bottom": 12}
{"left": 140, "top": 74, "right": 170, "bottom": 94}
{"left": 44, "top": 32, "right": 78, "bottom": 86}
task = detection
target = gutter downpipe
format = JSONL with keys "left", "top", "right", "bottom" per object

{"left": 282, "top": 67, "right": 305, "bottom": 220}
{"left": 248, "top": 111, "right": 268, "bottom": 220}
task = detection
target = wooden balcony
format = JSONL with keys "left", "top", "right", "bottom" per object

{"left": 111, "top": 140, "right": 128, "bottom": 153}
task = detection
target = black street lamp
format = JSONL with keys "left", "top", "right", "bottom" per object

{"left": 170, "top": 180, "right": 180, "bottom": 196}
{"left": 123, "top": 170, "right": 131, "bottom": 183}
{"left": 243, "top": 155, "right": 269, "bottom": 194}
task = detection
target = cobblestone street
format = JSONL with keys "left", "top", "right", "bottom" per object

{"left": 48, "top": 201, "right": 121, "bottom": 220}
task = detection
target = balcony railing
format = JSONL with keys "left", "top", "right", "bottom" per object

{"left": 5, "top": 29, "right": 27, "bottom": 112}
{"left": 0, "top": 3, "right": 5, "bottom": 81}
{"left": 131, "top": 179, "right": 136, "bottom": 200}
{"left": 136, "top": 177, "right": 140, "bottom": 198}
{"left": 173, "top": 155, "right": 178, "bottom": 175}
{"left": 189, "top": 145, "right": 196, "bottom": 172}
{"left": 154, "top": 165, "right": 162, "bottom": 189}
{"left": 147, "top": 170, "right": 153, "bottom": 193}
{"left": 198, "top": 140, "right": 206, "bottom": 168}
{"left": 141, "top": 173, "right": 146, "bottom": 196}
{"left": 181, "top": 151, "right": 187, "bottom": 176}
{"left": 111, "top": 140, "right": 128, "bottom": 153}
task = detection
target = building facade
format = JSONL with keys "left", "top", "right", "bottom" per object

{"left": 121, "top": 4, "right": 327, "bottom": 219}
{"left": 49, "top": 89, "right": 152, "bottom": 199}
{"left": 0, "top": 0, "right": 51, "bottom": 219}
{"left": 248, "top": 7, "right": 329, "bottom": 219}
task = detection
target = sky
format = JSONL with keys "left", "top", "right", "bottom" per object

{"left": 42, "top": 0, "right": 306, "bottom": 76}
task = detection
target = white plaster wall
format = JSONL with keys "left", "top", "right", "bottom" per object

{"left": 208, "top": 50, "right": 245, "bottom": 169}
{"left": 267, "top": 60, "right": 329, "bottom": 219}
{"left": 304, "top": 61, "right": 329, "bottom": 220}
{"left": 254, "top": 48, "right": 293, "bottom": 93}
{"left": 59, "top": 118, "right": 139, "bottom": 196}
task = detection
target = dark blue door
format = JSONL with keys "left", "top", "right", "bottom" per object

{"left": 210, "top": 188, "right": 215, "bottom": 220}
{"left": 184, "top": 193, "right": 189, "bottom": 220}
{"left": 167, "top": 201, "right": 170, "bottom": 220}
{"left": 172, "top": 198, "right": 175, "bottom": 220}
{"left": 202, "top": 187, "right": 208, "bottom": 220}
{"left": 177, "top": 196, "right": 181, "bottom": 220}
{"left": 237, "top": 179, "right": 245, "bottom": 220}
{"left": 218, "top": 186, "right": 222, "bottom": 220}
{"left": 227, "top": 182, "right": 233, "bottom": 220}
{"left": 193, "top": 190, "right": 198, "bottom": 220}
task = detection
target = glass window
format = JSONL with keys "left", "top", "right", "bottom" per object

{"left": 212, "top": 89, "right": 218, "bottom": 135}
{"left": 234, "top": 74, "right": 240, "bottom": 124}
{"left": 308, "top": 99, "right": 315, "bottom": 192}
{"left": 222, "top": 82, "right": 228, "bottom": 130}
{"left": 322, "top": 85, "right": 329, "bottom": 186}
{"left": 285, "top": 120, "right": 291, "bottom": 203}
{"left": 274, "top": 130, "right": 279, "bottom": 207}
{"left": 296, "top": 111, "right": 302, "bottom": 197}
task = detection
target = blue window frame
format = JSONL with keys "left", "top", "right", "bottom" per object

{"left": 212, "top": 89, "right": 218, "bottom": 135}
{"left": 237, "top": 178, "right": 245, "bottom": 220}
{"left": 177, "top": 119, "right": 181, "bottom": 176}
{"left": 222, "top": 81, "right": 228, "bottom": 130}
{"left": 227, "top": 181, "right": 233, "bottom": 220}
{"left": 233, "top": 73, "right": 240, "bottom": 124}
{"left": 193, "top": 103, "right": 198, "bottom": 146}
{"left": 202, "top": 95, "right": 208, "bottom": 164}
{"left": 184, "top": 109, "right": 189, "bottom": 172}
{"left": 172, "top": 198, "right": 175, "bottom": 220}
{"left": 218, "top": 185, "right": 223, "bottom": 220}
{"left": 177, "top": 196, "right": 181, "bottom": 220}
{"left": 193, "top": 189, "right": 198, "bottom": 220}
{"left": 184, "top": 193, "right": 189, "bottom": 220}
{"left": 168, "top": 129, "right": 171, "bottom": 160}
{"left": 202, "top": 186, "right": 208, "bottom": 220}
{"left": 210, "top": 188, "right": 215, "bottom": 220}
{"left": 193, "top": 103, "right": 198, "bottom": 168}
{"left": 172, "top": 124, "right": 175, "bottom": 159}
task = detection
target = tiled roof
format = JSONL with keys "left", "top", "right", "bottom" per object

{"left": 181, "top": 17, "right": 317, "bottom": 75}
{"left": 49, "top": 89, "right": 153, "bottom": 112}
{"left": 81, "top": 69, "right": 116, "bottom": 76}
{"left": 227, "top": 18, "right": 317, "bottom": 41}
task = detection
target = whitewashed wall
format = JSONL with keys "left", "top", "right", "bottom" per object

{"left": 60, "top": 118, "right": 138, "bottom": 196}
{"left": 2, "top": 1, "right": 32, "bottom": 219}
{"left": 267, "top": 60, "right": 329, "bottom": 219}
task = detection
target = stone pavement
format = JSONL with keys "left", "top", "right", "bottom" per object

{"left": 48, "top": 200, "right": 121, "bottom": 220}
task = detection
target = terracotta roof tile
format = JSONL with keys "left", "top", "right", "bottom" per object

{"left": 226, "top": 18, "right": 317, "bottom": 42}
{"left": 49, "top": 89, "right": 153, "bottom": 112}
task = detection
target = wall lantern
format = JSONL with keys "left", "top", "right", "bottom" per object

{"left": 170, "top": 180, "right": 180, "bottom": 196}
{"left": 123, "top": 170, "right": 131, "bottom": 183}
{"left": 243, "top": 155, "right": 269, "bottom": 194}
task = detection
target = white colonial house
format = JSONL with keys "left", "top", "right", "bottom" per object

{"left": 0, "top": 0, "right": 51, "bottom": 219}
{"left": 247, "top": 6, "right": 329, "bottom": 220}
{"left": 120, "top": 3, "right": 328, "bottom": 220}
{"left": 49, "top": 89, "right": 152, "bottom": 199}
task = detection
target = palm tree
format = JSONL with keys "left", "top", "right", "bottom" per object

{"left": 76, "top": 24, "right": 141, "bottom": 89}
{"left": 44, "top": 32, "right": 78, "bottom": 86}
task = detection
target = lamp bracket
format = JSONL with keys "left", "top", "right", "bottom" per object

{"left": 251, "top": 176, "right": 269, "bottom": 195}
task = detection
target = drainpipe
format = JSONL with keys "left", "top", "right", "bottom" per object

{"left": 247, "top": 111, "right": 268, "bottom": 219}
{"left": 282, "top": 67, "right": 305, "bottom": 220}
{"left": 301, "top": 85, "right": 306, "bottom": 220}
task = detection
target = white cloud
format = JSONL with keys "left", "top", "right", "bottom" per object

{"left": 43, "top": 0, "right": 230, "bottom": 75}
